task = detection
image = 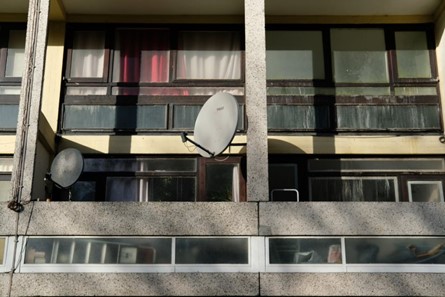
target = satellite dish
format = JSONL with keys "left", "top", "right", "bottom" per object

{"left": 48, "top": 148, "right": 84, "bottom": 189}
{"left": 183, "top": 92, "right": 238, "bottom": 158}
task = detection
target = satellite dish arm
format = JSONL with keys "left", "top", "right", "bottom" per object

{"left": 181, "top": 132, "right": 215, "bottom": 157}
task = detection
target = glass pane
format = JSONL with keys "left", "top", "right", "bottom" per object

{"left": 331, "top": 29, "right": 389, "bottom": 83}
{"left": 63, "top": 105, "right": 167, "bottom": 130}
{"left": 106, "top": 177, "right": 196, "bottom": 202}
{"left": 408, "top": 181, "right": 444, "bottom": 202}
{"left": 205, "top": 164, "right": 238, "bottom": 201}
{"left": 112, "top": 86, "right": 244, "bottom": 96}
{"left": 113, "top": 29, "right": 170, "bottom": 83}
{"left": 0, "top": 86, "right": 21, "bottom": 95}
{"left": 70, "top": 181, "right": 96, "bottom": 201}
{"left": 65, "top": 87, "right": 108, "bottom": 95}
{"left": 106, "top": 177, "right": 139, "bottom": 201}
{"left": 70, "top": 31, "right": 105, "bottom": 78}
{"left": 0, "top": 105, "right": 19, "bottom": 129}
{"left": 269, "top": 164, "right": 298, "bottom": 201}
{"left": 346, "top": 237, "right": 445, "bottom": 264}
{"left": 309, "top": 177, "right": 397, "bottom": 201}
{"left": 177, "top": 31, "right": 241, "bottom": 80}
{"left": 308, "top": 158, "right": 445, "bottom": 172}
{"left": 0, "top": 179, "right": 11, "bottom": 202}
{"left": 5, "top": 30, "right": 26, "bottom": 77}
{"left": 269, "top": 238, "right": 342, "bottom": 264}
{"left": 175, "top": 238, "right": 248, "bottom": 264}
{"left": 266, "top": 31, "right": 324, "bottom": 79}
{"left": 395, "top": 31, "right": 432, "bottom": 78}
{"left": 148, "top": 177, "right": 196, "bottom": 202}
{"left": 173, "top": 105, "right": 201, "bottom": 129}
{"left": 267, "top": 105, "right": 330, "bottom": 129}
{"left": 337, "top": 105, "right": 440, "bottom": 129}
{"left": 0, "top": 238, "right": 4, "bottom": 264}
{"left": 395, "top": 87, "right": 437, "bottom": 96}
{"left": 0, "top": 158, "right": 13, "bottom": 171}
{"left": 335, "top": 87, "right": 390, "bottom": 96}
{"left": 25, "top": 238, "right": 172, "bottom": 264}
{"left": 267, "top": 87, "right": 335, "bottom": 96}
{"left": 83, "top": 158, "right": 196, "bottom": 172}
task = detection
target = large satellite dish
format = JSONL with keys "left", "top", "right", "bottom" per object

{"left": 48, "top": 148, "right": 84, "bottom": 189}
{"left": 182, "top": 92, "right": 239, "bottom": 158}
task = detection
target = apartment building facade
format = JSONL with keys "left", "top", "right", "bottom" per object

{"left": 1, "top": 0, "right": 445, "bottom": 295}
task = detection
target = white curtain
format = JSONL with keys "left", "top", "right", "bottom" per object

{"left": 176, "top": 31, "right": 241, "bottom": 80}
{"left": 70, "top": 31, "right": 105, "bottom": 78}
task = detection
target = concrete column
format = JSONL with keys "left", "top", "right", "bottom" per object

{"left": 10, "top": 0, "right": 50, "bottom": 203}
{"left": 244, "top": 0, "right": 269, "bottom": 201}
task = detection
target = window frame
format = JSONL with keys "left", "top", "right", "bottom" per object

{"left": 61, "top": 24, "right": 246, "bottom": 134}
{"left": 265, "top": 23, "right": 441, "bottom": 134}
{"left": 53, "top": 156, "right": 246, "bottom": 202}
{"left": 0, "top": 24, "right": 26, "bottom": 133}
{"left": 269, "top": 155, "right": 445, "bottom": 202}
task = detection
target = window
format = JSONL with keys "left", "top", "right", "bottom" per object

{"left": 0, "top": 25, "right": 26, "bottom": 132}
{"left": 0, "top": 157, "right": 13, "bottom": 202}
{"left": 52, "top": 157, "right": 246, "bottom": 202}
{"left": 266, "top": 25, "right": 440, "bottom": 133}
{"left": 267, "top": 237, "right": 445, "bottom": 273}
{"left": 62, "top": 24, "right": 245, "bottom": 134}
{"left": 20, "top": 236, "right": 256, "bottom": 273}
{"left": 269, "top": 156, "right": 445, "bottom": 202}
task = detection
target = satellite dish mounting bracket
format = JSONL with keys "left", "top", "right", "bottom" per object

{"left": 181, "top": 132, "right": 215, "bottom": 157}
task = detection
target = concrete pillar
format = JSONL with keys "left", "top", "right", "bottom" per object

{"left": 10, "top": 0, "right": 50, "bottom": 204}
{"left": 244, "top": 0, "right": 269, "bottom": 201}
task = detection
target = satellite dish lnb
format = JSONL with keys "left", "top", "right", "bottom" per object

{"left": 48, "top": 148, "right": 84, "bottom": 189}
{"left": 182, "top": 92, "right": 239, "bottom": 158}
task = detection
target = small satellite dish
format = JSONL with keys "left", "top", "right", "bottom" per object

{"left": 184, "top": 92, "right": 238, "bottom": 158}
{"left": 48, "top": 148, "right": 84, "bottom": 189}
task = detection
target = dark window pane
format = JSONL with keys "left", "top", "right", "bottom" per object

{"left": 175, "top": 238, "right": 248, "bottom": 264}
{"left": 310, "top": 178, "right": 397, "bottom": 201}
{"left": 268, "top": 105, "right": 330, "bottom": 129}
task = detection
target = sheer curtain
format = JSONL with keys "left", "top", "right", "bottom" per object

{"left": 70, "top": 31, "right": 105, "bottom": 78}
{"left": 176, "top": 31, "right": 241, "bottom": 80}
{"left": 113, "top": 29, "right": 170, "bottom": 83}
